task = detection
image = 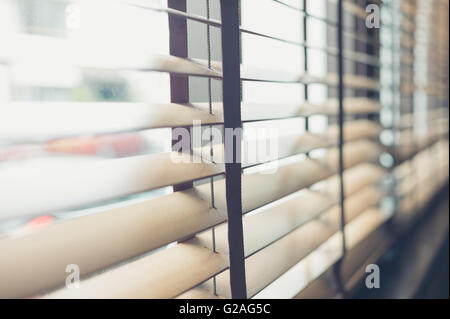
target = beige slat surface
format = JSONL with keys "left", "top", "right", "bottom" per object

{"left": 397, "top": 143, "right": 449, "bottom": 215}
{"left": 4, "top": 38, "right": 382, "bottom": 85}
{"left": 315, "top": 163, "right": 386, "bottom": 201}
{"left": 1, "top": 34, "right": 221, "bottom": 76}
{"left": 201, "top": 190, "right": 334, "bottom": 257}
{"left": 393, "top": 127, "right": 448, "bottom": 164}
{"left": 194, "top": 133, "right": 330, "bottom": 167}
{"left": 294, "top": 208, "right": 389, "bottom": 299}
{"left": 197, "top": 121, "right": 382, "bottom": 167}
{"left": 194, "top": 98, "right": 380, "bottom": 124}
{"left": 327, "top": 0, "right": 369, "bottom": 20}
{"left": 196, "top": 157, "right": 330, "bottom": 213}
{"left": 314, "top": 140, "right": 382, "bottom": 172}
{"left": 195, "top": 139, "right": 382, "bottom": 213}
{"left": 200, "top": 163, "right": 385, "bottom": 258}
{"left": 213, "top": 220, "right": 336, "bottom": 299}
{"left": 175, "top": 287, "right": 221, "bottom": 299}
{"left": 326, "top": 120, "right": 382, "bottom": 143}
{"left": 206, "top": 60, "right": 380, "bottom": 88}
{"left": 342, "top": 227, "right": 392, "bottom": 293}
{"left": 274, "top": 123, "right": 382, "bottom": 164}
{"left": 212, "top": 187, "right": 384, "bottom": 298}
{"left": 321, "top": 98, "right": 382, "bottom": 115}
{"left": 325, "top": 74, "right": 381, "bottom": 91}
{"left": 256, "top": 207, "right": 388, "bottom": 299}
{"left": 0, "top": 102, "right": 223, "bottom": 141}
{"left": 0, "top": 189, "right": 226, "bottom": 298}
{"left": 0, "top": 100, "right": 382, "bottom": 142}
{"left": 297, "top": 141, "right": 449, "bottom": 298}
{"left": 0, "top": 152, "right": 224, "bottom": 220}
{"left": 43, "top": 238, "right": 228, "bottom": 299}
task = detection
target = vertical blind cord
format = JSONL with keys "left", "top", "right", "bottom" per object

{"left": 303, "top": 0, "right": 310, "bottom": 139}
{"left": 333, "top": 0, "right": 347, "bottom": 298}
{"left": 220, "top": 0, "right": 247, "bottom": 298}
{"left": 408, "top": 6, "right": 418, "bottom": 217}
{"left": 402, "top": 4, "right": 416, "bottom": 217}
{"left": 206, "top": 0, "right": 217, "bottom": 296}
{"left": 337, "top": 0, "right": 347, "bottom": 259}
{"left": 391, "top": 2, "right": 398, "bottom": 213}
{"left": 206, "top": 0, "right": 215, "bottom": 210}
{"left": 206, "top": 0, "right": 215, "bottom": 211}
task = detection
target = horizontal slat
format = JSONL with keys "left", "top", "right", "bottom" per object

{"left": 339, "top": 208, "right": 392, "bottom": 291}
{"left": 198, "top": 163, "right": 385, "bottom": 258}
{"left": 123, "top": 0, "right": 222, "bottom": 27}
{"left": 396, "top": 139, "right": 449, "bottom": 215}
{"left": 350, "top": 197, "right": 448, "bottom": 299}
{"left": 128, "top": 0, "right": 380, "bottom": 65}
{"left": 341, "top": 75, "right": 381, "bottom": 91}
{"left": 338, "top": 74, "right": 381, "bottom": 91}
{"left": 398, "top": 163, "right": 448, "bottom": 218}
{"left": 201, "top": 190, "right": 334, "bottom": 257}
{"left": 294, "top": 208, "right": 389, "bottom": 299}
{"left": 43, "top": 237, "right": 228, "bottom": 299}
{"left": 326, "top": 120, "right": 382, "bottom": 143}
{"left": 401, "top": 34, "right": 415, "bottom": 49}
{"left": 313, "top": 140, "right": 383, "bottom": 172}
{"left": 195, "top": 133, "right": 329, "bottom": 168}
{"left": 0, "top": 102, "right": 223, "bottom": 141}
{"left": 0, "top": 189, "right": 226, "bottom": 298}
{"left": 196, "top": 98, "right": 382, "bottom": 123}
{"left": 328, "top": 0, "right": 369, "bottom": 20}
{"left": 195, "top": 120, "right": 382, "bottom": 168}
{"left": 127, "top": 0, "right": 304, "bottom": 49}
{"left": 1, "top": 33, "right": 380, "bottom": 87}
{"left": 272, "top": 0, "right": 378, "bottom": 47}
{"left": 0, "top": 99, "right": 382, "bottom": 142}
{"left": 207, "top": 60, "right": 380, "bottom": 87}
{"left": 196, "top": 139, "right": 382, "bottom": 214}
{"left": 212, "top": 187, "right": 384, "bottom": 298}
{"left": 253, "top": 229, "right": 343, "bottom": 299}
{"left": 213, "top": 221, "right": 335, "bottom": 299}
{"left": 259, "top": 207, "right": 388, "bottom": 299}
{"left": 319, "top": 98, "right": 382, "bottom": 115}
{"left": 0, "top": 0, "right": 378, "bottom": 65}
{"left": 0, "top": 153, "right": 224, "bottom": 220}
{"left": 314, "top": 163, "right": 386, "bottom": 201}
{"left": 242, "top": 133, "right": 332, "bottom": 167}
{"left": 241, "top": 221, "right": 336, "bottom": 298}
{"left": 343, "top": 49, "right": 380, "bottom": 67}
{"left": 398, "top": 109, "right": 448, "bottom": 129}
{"left": 175, "top": 287, "right": 220, "bottom": 299}
{"left": 1, "top": 34, "right": 220, "bottom": 76}
{"left": 396, "top": 146, "right": 449, "bottom": 211}
{"left": 343, "top": 231, "right": 391, "bottom": 294}
{"left": 196, "top": 157, "right": 330, "bottom": 213}
{"left": 128, "top": 0, "right": 372, "bottom": 30}
{"left": 207, "top": 60, "right": 316, "bottom": 83}
{"left": 136, "top": 0, "right": 347, "bottom": 58}
{"left": 393, "top": 124, "right": 449, "bottom": 164}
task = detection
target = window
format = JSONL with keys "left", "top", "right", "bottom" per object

{"left": 0, "top": 0, "right": 448, "bottom": 299}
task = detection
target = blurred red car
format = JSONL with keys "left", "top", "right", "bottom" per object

{"left": 44, "top": 133, "right": 147, "bottom": 157}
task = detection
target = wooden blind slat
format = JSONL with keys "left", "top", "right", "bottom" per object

{"left": 43, "top": 238, "right": 228, "bottom": 299}
{"left": 0, "top": 189, "right": 226, "bottom": 298}
{"left": 0, "top": 153, "right": 224, "bottom": 220}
